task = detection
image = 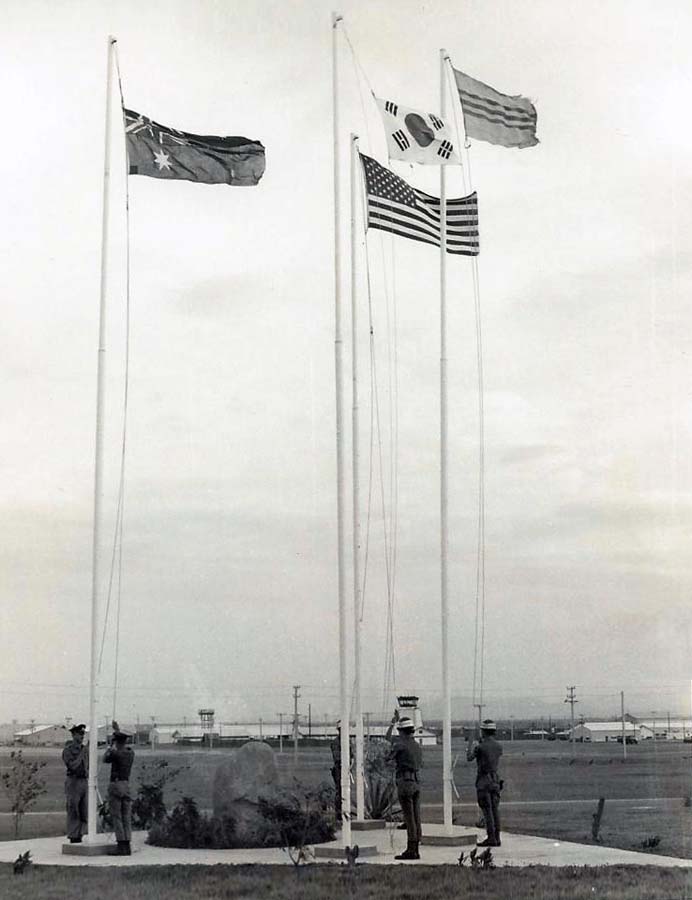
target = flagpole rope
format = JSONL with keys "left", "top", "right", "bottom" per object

{"left": 446, "top": 56, "right": 487, "bottom": 715}
{"left": 358, "top": 176, "right": 399, "bottom": 723}
{"left": 343, "top": 22, "right": 402, "bottom": 629}
{"left": 96, "top": 44, "right": 132, "bottom": 726}
{"left": 339, "top": 19, "right": 401, "bottom": 721}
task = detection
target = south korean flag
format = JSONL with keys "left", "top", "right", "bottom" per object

{"left": 375, "top": 97, "right": 460, "bottom": 166}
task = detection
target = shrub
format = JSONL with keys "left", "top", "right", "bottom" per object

{"left": 360, "top": 740, "right": 401, "bottom": 821}
{"left": 147, "top": 796, "right": 238, "bottom": 849}
{"left": 257, "top": 782, "right": 335, "bottom": 848}
{"left": 0, "top": 750, "right": 47, "bottom": 838}
{"left": 131, "top": 759, "right": 188, "bottom": 829}
{"left": 147, "top": 781, "right": 335, "bottom": 852}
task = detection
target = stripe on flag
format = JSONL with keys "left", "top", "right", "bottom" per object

{"left": 360, "top": 153, "right": 479, "bottom": 256}
{"left": 392, "top": 129, "right": 410, "bottom": 152}
{"left": 452, "top": 68, "right": 538, "bottom": 149}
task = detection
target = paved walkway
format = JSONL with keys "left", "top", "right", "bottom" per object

{"left": 1, "top": 825, "right": 691, "bottom": 869}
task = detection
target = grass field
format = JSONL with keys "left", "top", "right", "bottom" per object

{"left": 2, "top": 739, "right": 692, "bottom": 859}
{"left": 2, "top": 863, "right": 692, "bottom": 900}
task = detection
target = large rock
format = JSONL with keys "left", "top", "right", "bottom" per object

{"left": 212, "top": 741, "right": 282, "bottom": 843}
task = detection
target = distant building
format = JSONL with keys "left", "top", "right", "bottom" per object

{"left": 637, "top": 719, "right": 692, "bottom": 740}
{"left": 14, "top": 724, "right": 68, "bottom": 746}
{"left": 570, "top": 721, "right": 640, "bottom": 743}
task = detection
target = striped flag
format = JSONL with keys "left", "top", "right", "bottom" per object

{"left": 452, "top": 69, "right": 538, "bottom": 149}
{"left": 375, "top": 97, "right": 460, "bottom": 165}
{"left": 360, "top": 154, "right": 478, "bottom": 256}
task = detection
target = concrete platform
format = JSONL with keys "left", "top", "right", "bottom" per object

{"left": 1, "top": 826, "right": 691, "bottom": 869}
{"left": 61, "top": 839, "right": 113, "bottom": 856}
{"left": 420, "top": 823, "right": 477, "bottom": 847}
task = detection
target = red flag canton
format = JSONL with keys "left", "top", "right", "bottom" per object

{"left": 452, "top": 69, "right": 538, "bottom": 149}
{"left": 360, "top": 154, "right": 479, "bottom": 256}
{"left": 124, "top": 109, "right": 265, "bottom": 186}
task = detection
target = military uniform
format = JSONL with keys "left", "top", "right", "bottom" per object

{"left": 62, "top": 725, "right": 88, "bottom": 843}
{"left": 330, "top": 732, "right": 343, "bottom": 819}
{"left": 104, "top": 734, "right": 135, "bottom": 855}
{"left": 467, "top": 723, "right": 503, "bottom": 847}
{"left": 386, "top": 717, "right": 423, "bottom": 860}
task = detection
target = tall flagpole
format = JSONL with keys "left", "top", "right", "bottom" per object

{"left": 332, "top": 11, "right": 352, "bottom": 848}
{"left": 350, "top": 133, "right": 364, "bottom": 822}
{"left": 439, "top": 47, "right": 453, "bottom": 834}
{"left": 87, "top": 34, "right": 116, "bottom": 842}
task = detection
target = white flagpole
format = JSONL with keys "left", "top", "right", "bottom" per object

{"left": 439, "top": 47, "right": 453, "bottom": 834}
{"left": 87, "top": 34, "right": 116, "bottom": 842}
{"left": 332, "top": 11, "right": 351, "bottom": 847}
{"left": 350, "top": 133, "right": 364, "bottom": 822}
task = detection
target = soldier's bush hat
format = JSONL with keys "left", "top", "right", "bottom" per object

{"left": 112, "top": 731, "right": 129, "bottom": 743}
{"left": 396, "top": 717, "right": 415, "bottom": 731}
{"left": 481, "top": 719, "right": 497, "bottom": 732}
{"left": 69, "top": 723, "right": 86, "bottom": 734}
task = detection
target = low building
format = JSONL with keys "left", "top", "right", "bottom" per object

{"left": 14, "top": 724, "right": 68, "bottom": 746}
{"left": 636, "top": 719, "right": 692, "bottom": 740}
{"left": 570, "top": 721, "right": 640, "bottom": 743}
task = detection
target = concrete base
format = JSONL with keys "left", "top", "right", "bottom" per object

{"left": 62, "top": 840, "right": 115, "bottom": 856}
{"left": 421, "top": 833, "right": 477, "bottom": 847}
{"left": 313, "top": 843, "right": 379, "bottom": 859}
{"left": 419, "top": 823, "right": 478, "bottom": 847}
{"left": 352, "top": 820, "right": 387, "bottom": 831}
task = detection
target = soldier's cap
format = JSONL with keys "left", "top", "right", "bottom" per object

{"left": 481, "top": 719, "right": 497, "bottom": 732}
{"left": 69, "top": 723, "right": 86, "bottom": 734}
{"left": 396, "top": 717, "right": 416, "bottom": 731}
{"left": 112, "top": 731, "right": 129, "bottom": 743}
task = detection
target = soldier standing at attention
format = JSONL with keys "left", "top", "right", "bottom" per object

{"left": 386, "top": 709, "right": 423, "bottom": 860}
{"left": 467, "top": 718, "right": 503, "bottom": 847}
{"left": 330, "top": 720, "right": 343, "bottom": 821}
{"left": 104, "top": 726, "right": 135, "bottom": 855}
{"left": 62, "top": 723, "right": 88, "bottom": 843}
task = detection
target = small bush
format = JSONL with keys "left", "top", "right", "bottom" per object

{"left": 1, "top": 750, "right": 47, "bottom": 838}
{"left": 148, "top": 797, "right": 238, "bottom": 849}
{"left": 257, "top": 784, "right": 335, "bottom": 848}
{"left": 131, "top": 759, "right": 188, "bottom": 829}
{"left": 147, "top": 782, "right": 335, "bottom": 851}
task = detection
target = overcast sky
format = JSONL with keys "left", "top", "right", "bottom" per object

{"left": 2, "top": 0, "right": 692, "bottom": 728}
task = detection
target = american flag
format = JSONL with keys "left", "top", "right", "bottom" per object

{"left": 360, "top": 154, "right": 479, "bottom": 256}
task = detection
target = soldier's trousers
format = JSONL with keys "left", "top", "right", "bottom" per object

{"left": 65, "top": 777, "right": 88, "bottom": 840}
{"left": 477, "top": 786, "right": 501, "bottom": 841}
{"left": 108, "top": 780, "right": 132, "bottom": 842}
{"left": 396, "top": 779, "right": 421, "bottom": 845}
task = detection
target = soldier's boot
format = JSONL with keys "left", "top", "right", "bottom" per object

{"left": 395, "top": 841, "right": 419, "bottom": 860}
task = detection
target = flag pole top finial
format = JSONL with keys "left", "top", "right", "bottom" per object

{"left": 108, "top": 35, "right": 117, "bottom": 44}
{"left": 332, "top": 12, "right": 343, "bottom": 26}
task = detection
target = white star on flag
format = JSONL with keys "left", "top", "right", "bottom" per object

{"left": 153, "top": 149, "right": 172, "bottom": 172}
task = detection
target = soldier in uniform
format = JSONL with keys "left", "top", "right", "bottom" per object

{"left": 104, "top": 726, "right": 135, "bottom": 855}
{"left": 466, "top": 718, "right": 503, "bottom": 847}
{"left": 330, "top": 720, "right": 343, "bottom": 821}
{"left": 386, "top": 710, "right": 423, "bottom": 860}
{"left": 62, "top": 723, "right": 88, "bottom": 843}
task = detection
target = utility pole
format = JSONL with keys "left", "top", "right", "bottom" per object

{"left": 510, "top": 716, "right": 515, "bottom": 742}
{"left": 259, "top": 717, "right": 263, "bottom": 740}
{"left": 292, "top": 685, "right": 300, "bottom": 764}
{"left": 620, "top": 691, "right": 626, "bottom": 760}
{"left": 308, "top": 703, "right": 312, "bottom": 738}
{"left": 474, "top": 703, "right": 484, "bottom": 730}
{"left": 364, "top": 711, "right": 371, "bottom": 744}
{"left": 277, "top": 713, "right": 285, "bottom": 753}
{"left": 565, "top": 687, "right": 578, "bottom": 757}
